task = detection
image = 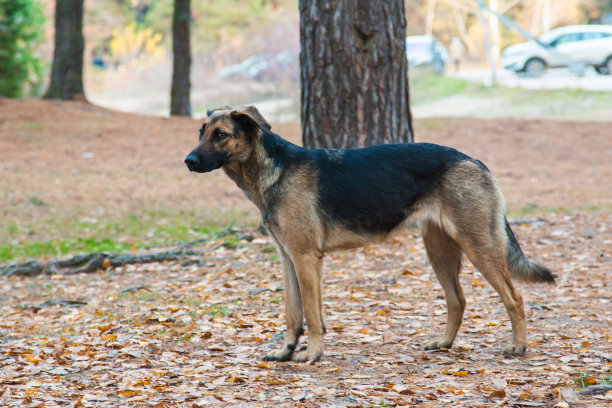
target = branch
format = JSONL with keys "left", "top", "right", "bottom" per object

{"left": 577, "top": 384, "right": 612, "bottom": 396}
{"left": 1, "top": 249, "right": 205, "bottom": 278}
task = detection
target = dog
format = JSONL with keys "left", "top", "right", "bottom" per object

{"left": 185, "top": 105, "right": 555, "bottom": 363}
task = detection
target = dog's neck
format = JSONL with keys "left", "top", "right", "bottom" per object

{"left": 222, "top": 133, "right": 285, "bottom": 212}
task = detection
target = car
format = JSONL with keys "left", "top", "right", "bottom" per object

{"left": 218, "top": 55, "right": 270, "bottom": 80}
{"left": 250, "top": 51, "right": 298, "bottom": 82}
{"left": 218, "top": 52, "right": 298, "bottom": 82}
{"left": 406, "top": 35, "right": 447, "bottom": 74}
{"left": 501, "top": 24, "right": 612, "bottom": 76}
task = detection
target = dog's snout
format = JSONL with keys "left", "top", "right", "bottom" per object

{"left": 185, "top": 153, "right": 199, "bottom": 169}
{"left": 184, "top": 149, "right": 227, "bottom": 173}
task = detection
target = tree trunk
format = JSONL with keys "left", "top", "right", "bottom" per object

{"left": 425, "top": 0, "right": 436, "bottom": 36}
{"left": 300, "top": 0, "right": 413, "bottom": 149}
{"left": 43, "top": 0, "right": 85, "bottom": 100}
{"left": 453, "top": 5, "right": 477, "bottom": 58}
{"left": 487, "top": 0, "right": 500, "bottom": 66}
{"left": 477, "top": 0, "right": 497, "bottom": 84}
{"left": 541, "top": 0, "right": 553, "bottom": 33}
{"left": 170, "top": 0, "right": 191, "bottom": 117}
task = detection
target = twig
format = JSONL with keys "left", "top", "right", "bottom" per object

{"left": 119, "top": 285, "right": 150, "bottom": 294}
{"left": 577, "top": 384, "right": 612, "bottom": 396}
{"left": 32, "top": 299, "right": 88, "bottom": 310}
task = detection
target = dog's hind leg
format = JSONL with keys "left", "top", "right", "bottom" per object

{"left": 466, "top": 246, "right": 527, "bottom": 356}
{"left": 442, "top": 161, "right": 527, "bottom": 355}
{"left": 264, "top": 248, "right": 304, "bottom": 362}
{"left": 421, "top": 221, "right": 465, "bottom": 351}
{"left": 454, "top": 220, "right": 527, "bottom": 356}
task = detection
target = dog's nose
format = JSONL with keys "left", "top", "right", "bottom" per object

{"left": 185, "top": 153, "right": 199, "bottom": 168}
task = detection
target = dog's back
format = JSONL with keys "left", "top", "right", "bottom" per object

{"left": 313, "top": 142, "right": 476, "bottom": 235}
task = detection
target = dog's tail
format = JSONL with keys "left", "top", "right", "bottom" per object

{"left": 505, "top": 218, "right": 555, "bottom": 284}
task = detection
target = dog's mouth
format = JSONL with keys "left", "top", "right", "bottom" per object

{"left": 185, "top": 163, "right": 206, "bottom": 173}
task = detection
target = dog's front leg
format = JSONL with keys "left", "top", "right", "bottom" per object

{"left": 264, "top": 249, "right": 304, "bottom": 362}
{"left": 291, "top": 252, "right": 325, "bottom": 363}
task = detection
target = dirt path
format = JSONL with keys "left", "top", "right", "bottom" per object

{"left": 1, "top": 99, "right": 611, "bottom": 244}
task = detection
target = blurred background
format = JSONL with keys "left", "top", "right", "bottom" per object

{"left": 12, "top": 0, "right": 612, "bottom": 121}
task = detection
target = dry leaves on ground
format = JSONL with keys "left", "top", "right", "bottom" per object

{"left": 1, "top": 211, "right": 611, "bottom": 407}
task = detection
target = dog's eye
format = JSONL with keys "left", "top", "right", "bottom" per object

{"left": 212, "top": 131, "right": 229, "bottom": 142}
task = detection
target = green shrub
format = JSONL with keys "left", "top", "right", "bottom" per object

{"left": 0, "top": 0, "right": 45, "bottom": 97}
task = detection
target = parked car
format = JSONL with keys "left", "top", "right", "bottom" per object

{"left": 218, "top": 52, "right": 298, "bottom": 82}
{"left": 501, "top": 25, "right": 612, "bottom": 76}
{"left": 250, "top": 51, "right": 298, "bottom": 82}
{"left": 406, "top": 35, "right": 447, "bottom": 74}
{"left": 218, "top": 55, "right": 270, "bottom": 79}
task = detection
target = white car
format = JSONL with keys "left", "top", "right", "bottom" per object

{"left": 501, "top": 25, "right": 612, "bottom": 76}
{"left": 406, "top": 35, "right": 447, "bottom": 74}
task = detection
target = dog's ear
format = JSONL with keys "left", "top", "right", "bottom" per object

{"left": 230, "top": 105, "right": 272, "bottom": 134}
{"left": 206, "top": 106, "right": 232, "bottom": 118}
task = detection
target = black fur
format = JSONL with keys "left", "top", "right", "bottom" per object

{"left": 258, "top": 132, "right": 473, "bottom": 234}
{"left": 261, "top": 132, "right": 303, "bottom": 169}
{"left": 314, "top": 143, "right": 470, "bottom": 234}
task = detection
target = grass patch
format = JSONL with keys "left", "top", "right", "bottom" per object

{"left": 13, "top": 122, "right": 45, "bottom": 131}
{"left": 29, "top": 197, "right": 48, "bottom": 207}
{"left": 205, "top": 304, "right": 230, "bottom": 317}
{"left": 410, "top": 69, "right": 612, "bottom": 119}
{"left": 506, "top": 203, "right": 611, "bottom": 218}
{"left": 0, "top": 238, "right": 132, "bottom": 262}
{"left": 269, "top": 295, "right": 283, "bottom": 304}
{"left": 410, "top": 68, "right": 481, "bottom": 104}
{"left": 8, "top": 223, "right": 19, "bottom": 236}
{"left": 0, "top": 207, "right": 260, "bottom": 263}
{"left": 571, "top": 370, "right": 612, "bottom": 389}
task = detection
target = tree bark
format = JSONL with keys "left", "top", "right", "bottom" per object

{"left": 454, "top": 5, "right": 477, "bottom": 58}
{"left": 300, "top": 0, "right": 413, "bottom": 149}
{"left": 44, "top": 0, "right": 85, "bottom": 100}
{"left": 487, "top": 0, "right": 501, "bottom": 66}
{"left": 425, "top": 0, "right": 436, "bottom": 36}
{"left": 170, "top": 0, "right": 192, "bottom": 117}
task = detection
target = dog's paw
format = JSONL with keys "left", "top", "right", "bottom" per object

{"left": 292, "top": 346, "right": 322, "bottom": 363}
{"left": 424, "top": 339, "right": 452, "bottom": 351}
{"left": 263, "top": 348, "right": 293, "bottom": 362}
{"left": 503, "top": 343, "right": 526, "bottom": 357}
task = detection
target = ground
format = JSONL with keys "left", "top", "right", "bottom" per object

{"left": 0, "top": 99, "right": 611, "bottom": 407}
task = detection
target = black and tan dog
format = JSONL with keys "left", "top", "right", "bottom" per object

{"left": 185, "top": 106, "right": 554, "bottom": 363}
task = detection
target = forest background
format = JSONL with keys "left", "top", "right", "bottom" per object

{"left": 12, "top": 0, "right": 612, "bottom": 120}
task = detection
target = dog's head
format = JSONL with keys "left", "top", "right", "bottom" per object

{"left": 184, "top": 105, "right": 271, "bottom": 173}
